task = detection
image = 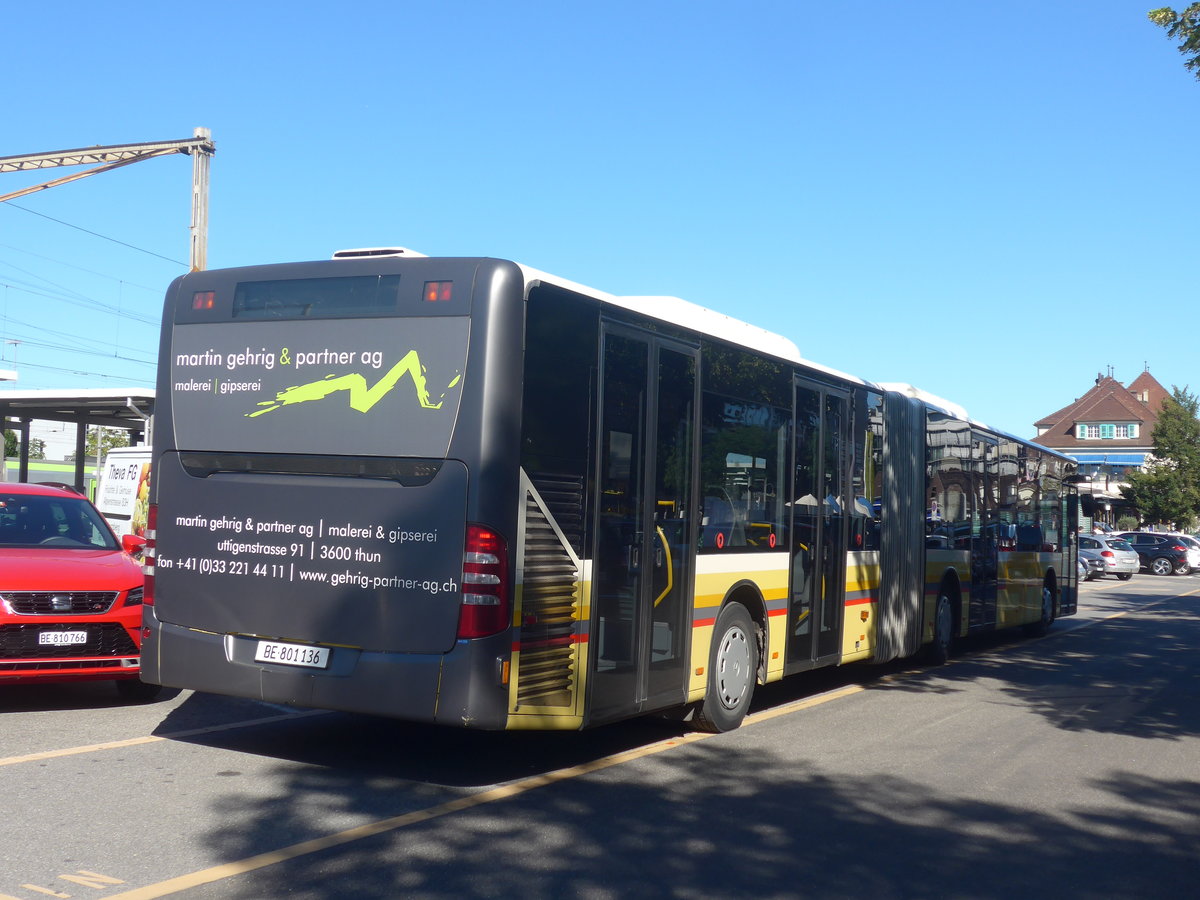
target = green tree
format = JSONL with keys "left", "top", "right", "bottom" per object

{"left": 3, "top": 430, "right": 46, "bottom": 459}
{"left": 65, "top": 428, "right": 132, "bottom": 462}
{"left": 1149, "top": 4, "right": 1200, "bottom": 80}
{"left": 86, "top": 428, "right": 130, "bottom": 459}
{"left": 1121, "top": 386, "right": 1200, "bottom": 527}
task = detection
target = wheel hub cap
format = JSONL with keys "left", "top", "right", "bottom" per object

{"left": 716, "top": 626, "right": 752, "bottom": 709}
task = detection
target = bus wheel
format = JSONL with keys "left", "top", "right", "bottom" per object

{"left": 1025, "top": 586, "right": 1056, "bottom": 637}
{"left": 695, "top": 603, "right": 758, "bottom": 733}
{"left": 927, "top": 592, "right": 954, "bottom": 665}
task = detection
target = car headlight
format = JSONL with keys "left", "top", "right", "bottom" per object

{"left": 125, "top": 586, "right": 144, "bottom": 607}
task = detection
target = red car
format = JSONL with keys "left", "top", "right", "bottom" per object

{"left": 0, "top": 482, "right": 158, "bottom": 700}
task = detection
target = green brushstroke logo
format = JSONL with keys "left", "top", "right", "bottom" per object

{"left": 247, "top": 350, "right": 461, "bottom": 418}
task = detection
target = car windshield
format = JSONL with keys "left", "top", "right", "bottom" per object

{"left": 0, "top": 493, "right": 118, "bottom": 550}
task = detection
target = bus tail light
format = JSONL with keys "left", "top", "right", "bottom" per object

{"left": 457, "top": 524, "right": 510, "bottom": 639}
{"left": 423, "top": 281, "right": 453, "bottom": 302}
{"left": 143, "top": 503, "right": 157, "bottom": 606}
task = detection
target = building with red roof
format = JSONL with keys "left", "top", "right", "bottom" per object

{"left": 1031, "top": 368, "right": 1171, "bottom": 525}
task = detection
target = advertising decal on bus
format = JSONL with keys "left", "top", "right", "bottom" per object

{"left": 155, "top": 314, "right": 471, "bottom": 654}
{"left": 154, "top": 457, "right": 469, "bottom": 654}
{"left": 169, "top": 317, "right": 466, "bottom": 457}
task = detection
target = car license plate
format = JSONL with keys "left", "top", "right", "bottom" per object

{"left": 40, "top": 630, "right": 88, "bottom": 646}
{"left": 254, "top": 640, "right": 330, "bottom": 669}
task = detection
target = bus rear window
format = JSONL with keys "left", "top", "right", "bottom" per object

{"left": 233, "top": 275, "right": 402, "bottom": 319}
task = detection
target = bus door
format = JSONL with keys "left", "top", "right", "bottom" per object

{"left": 590, "top": 326, "right": 697, "bottom": 721}
{"left": 787, "top": 380, "right": 848, "bottom": 671}
{"left": 970, "top": 434, "right": 999, "bottom": 630}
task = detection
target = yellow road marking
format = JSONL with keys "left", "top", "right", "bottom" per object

{"left": 18, "top": 590, "right": 1195, "bottom": 897}
{"left": 1093, "top": 586, "right": 1200, "bottom": 619}
{"left": 0, "top": 734, "right": 164, "bottom": 767}
{"left": 0, "top": 709, "right": 329, "bottom": 768}
{"left": 105, "top": 734, "right": 708, "bottom": 898}
{"left": 745, "top": 684, "right": 865, "bottom": 724}
{"left": 106, "top": 684, "right": 861, "bottom": 899}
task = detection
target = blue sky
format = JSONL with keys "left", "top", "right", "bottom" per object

{"left": 2, "top": 0, "right": 1196, "bottom": 454}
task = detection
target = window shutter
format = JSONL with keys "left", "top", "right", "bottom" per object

{"left": 1077, "top": 424, "right": 1086, "bottom": 439}
{"left": 1101, "top": 424, "right": 1115, "bottom": 440}
{"left": 1130, "top": 423, "right": 1139, "bottom": 439}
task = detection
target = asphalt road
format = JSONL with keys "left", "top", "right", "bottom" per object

{"left": 2, "top": 574, "right": 1198, "bottom": 899}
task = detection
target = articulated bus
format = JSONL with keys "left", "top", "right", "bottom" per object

{"left": 141, "top": 249, "right": 1077, "bottom": 731}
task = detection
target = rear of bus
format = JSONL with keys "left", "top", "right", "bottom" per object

{"left": 141, "top": 254, "right": 527, "bottom": 728}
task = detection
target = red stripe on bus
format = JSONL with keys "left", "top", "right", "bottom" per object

{"left": 513, "top": 633, "right": 588, "bottom": 653}
{"left": 844, "top": 598, "right": 875, "bottom": 607}
{"left": 693, "top": 618, "right": 717, "bottom": 628}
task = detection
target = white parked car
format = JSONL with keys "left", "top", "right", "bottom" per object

{"left": 1168, "top": 534, "right": 1200, "bottom": 572}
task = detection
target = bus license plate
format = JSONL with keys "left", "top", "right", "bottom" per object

{"left": 40, "top": 630, "right": 88, "bottom": 646}
{"left": 254, "top": 640, "right": 330, "bottom": 669}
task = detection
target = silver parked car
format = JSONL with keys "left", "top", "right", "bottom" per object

{"left": 1078, "top": 535, "right": 1139, "bottom": 580}
{"left": 1078, "top": 555, "right": 1106, "bottom": 581}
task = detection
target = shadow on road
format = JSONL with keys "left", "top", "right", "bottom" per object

{"left": 0, "top": 680, "right": 181, "bottom": 712}
{"left": 878, "top": 591, "right": 1200, "bottom": 742}
{"left": 149, "top": 588, "right": 1200, "bottom": 897}
{"left": 192, "top": 731, "right": 1200, "bottom": 898}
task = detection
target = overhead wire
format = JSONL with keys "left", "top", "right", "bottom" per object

{"left": 2, "top": 201, "right": 189, "bottom": 266}
{"left": 0, "top": 277, "right": 159, "bottom": 326}
{"left": 0, "top": 310, "right": 156, "bottom": 356}
{"left": 1, "top": 331, "right": 155, "bottom": 365}
{"left": 0, "top": 242, "right": 169, "bottom": 295}
{"left": 0, "top": 199, "right": 184, "bottom": 388}
{"left": 8, "top": 357, "right": 155, "bottom": 380}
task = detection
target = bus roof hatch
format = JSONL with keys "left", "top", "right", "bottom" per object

{"left": 331, "top": 246, "right": 428, "bottom": 259}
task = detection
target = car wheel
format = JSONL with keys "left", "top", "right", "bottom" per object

{"left": 1174, "top": 559, "right": 1192, "bottom": 575}
{"left": 695, "top": 603, "right": 758, "bottom": 733}
{"left": 1150, "top": 556, "right": 1175, "bottom": 576}
{"left": 1116, "top": 573, "right": 1133, "bottom": 581}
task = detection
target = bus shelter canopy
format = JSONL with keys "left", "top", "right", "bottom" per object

{"left": 0, "top": 388, "right": 155, "bottom": 491}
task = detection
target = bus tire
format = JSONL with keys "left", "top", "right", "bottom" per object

{"left": 695, "top": 603, "right": 758, "bottom": 733}
{"left": 926, "top": 591, "right": 954, "bottom": 665}
{"left": 1025, "top": 585, "right": 1056, "bottom": 637}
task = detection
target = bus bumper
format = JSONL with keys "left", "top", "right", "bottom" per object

{"left": 141, "top": 609, "right": 507, "bottom": 727}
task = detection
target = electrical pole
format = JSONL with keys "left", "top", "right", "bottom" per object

{"left": 0, "top": 128, "right": 216, "bottom": 270}
{"left": 190, "top": 127, "right": 212, "bottom": 270}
